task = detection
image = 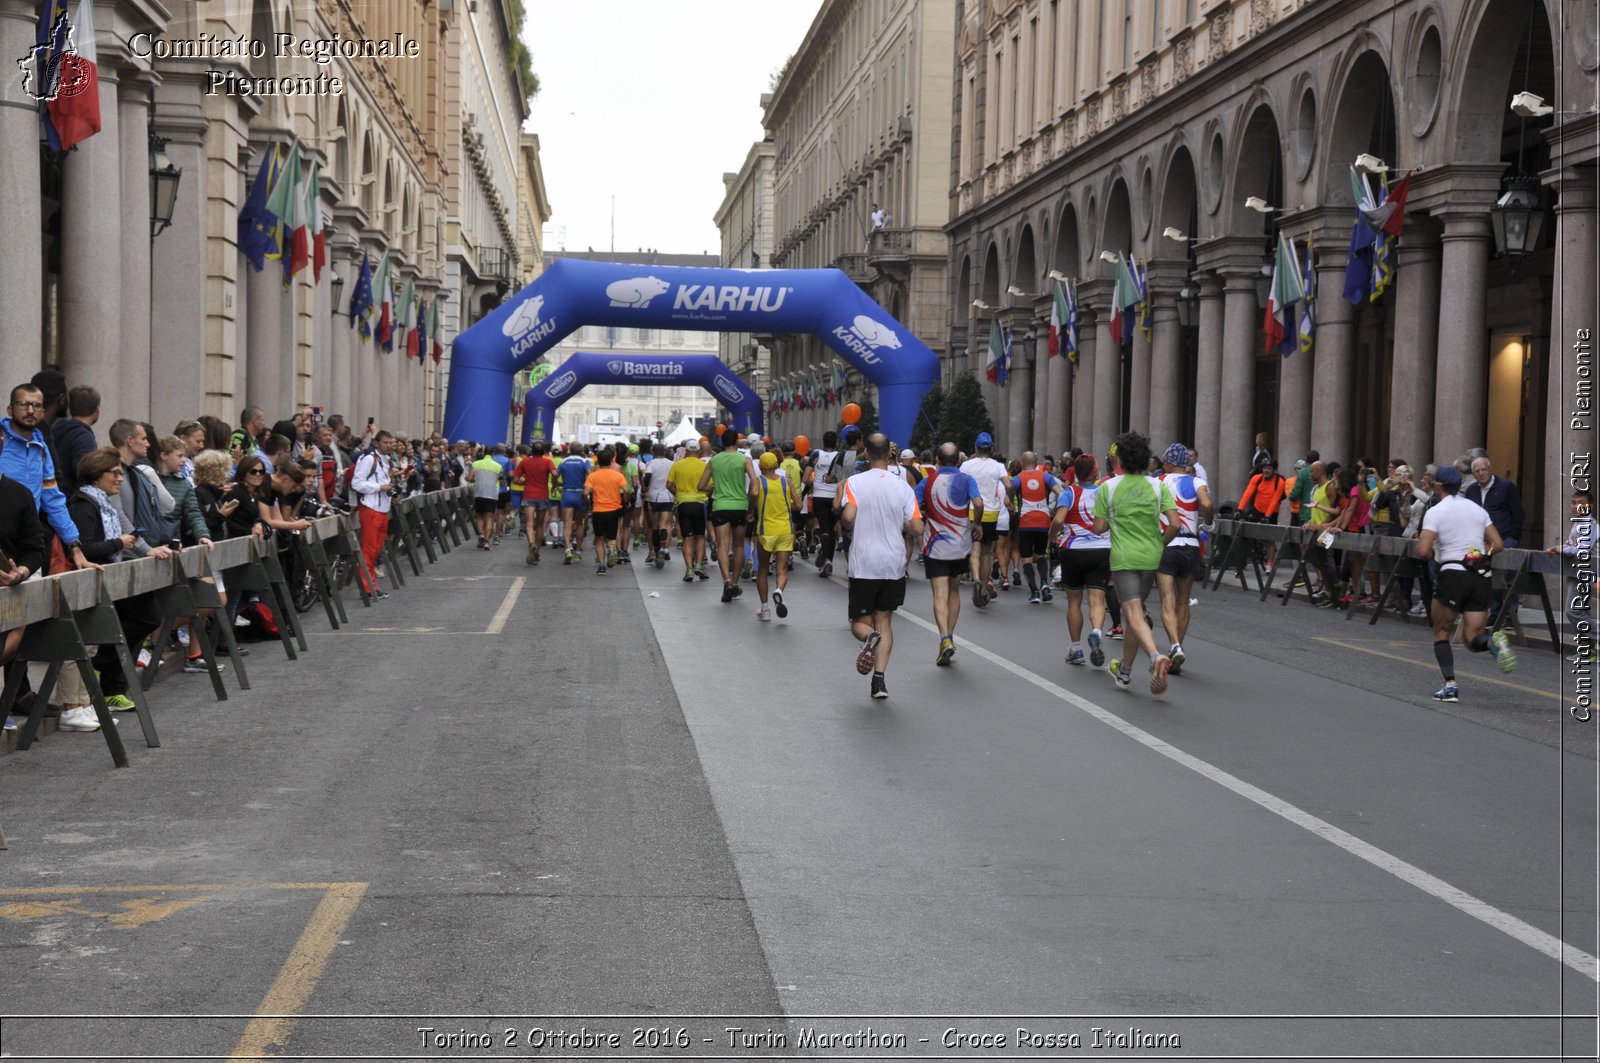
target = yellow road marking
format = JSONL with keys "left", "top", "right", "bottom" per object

{"left": 1312, "top": 637, "right": 1565, "bottom": 702}
{"left": 0, "top": 894, "right": 215, "bottom": 929}
{"left": 485, "top": 576, "right": 526, "bottom": 635}
{"left": 230, "top": 881, "right": 368, "bottom": 1060}
{"left": 0, "top": 882, "right": 355, "bottom": 897}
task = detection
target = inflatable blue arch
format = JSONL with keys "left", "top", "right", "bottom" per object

{"left": 444, "top": 258, "right": 941, "bottom": 447}
{"left": 521, "top": 352, "right": 763, "bottom": 443}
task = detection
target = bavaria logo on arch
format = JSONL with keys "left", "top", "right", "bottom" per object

{"left": 544, "top": 370, "right": 579, "bottom": 399}
{"left": 712, "top": 375, "right": 744, "bottom": 405}
{"left": 606, "top": 360, "right": 624, "bottom": 376}
{"left": 606, "top": 277, "right": 671, "bottom": 308}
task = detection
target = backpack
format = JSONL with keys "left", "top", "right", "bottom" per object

{"left": 129, "top": 465, "right": 178, "bottom": 545}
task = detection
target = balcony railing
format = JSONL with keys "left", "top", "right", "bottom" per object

{"left": 477, "top": 245, "right": 513, "bottom": 282}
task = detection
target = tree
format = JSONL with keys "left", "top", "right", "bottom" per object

{"left": 908, "top": 384, "right": 945, "bottom": 455}
{"left": 940, "top": 373, "right": 994, "bottom": 454}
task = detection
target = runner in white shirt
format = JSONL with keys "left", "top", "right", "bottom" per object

{"left": 1416, "top": 464, "right": 1516, "bottom": 702}
{"left": 960, "top": 433, "right": 1007, "bottom": 606}
{"left": 840, "top": 434, "right": 923, "bottom": 701}
{"left": 644, "top": 443, "right": 677, "bottom": 568}
{"left": 808, "top": 431, "right": 844, "bottom": 577}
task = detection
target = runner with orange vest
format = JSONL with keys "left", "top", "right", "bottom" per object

{"left": 1008, "top": 451, "right": 1062, "bottom": 604}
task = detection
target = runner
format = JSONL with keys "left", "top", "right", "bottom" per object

{"left": 960, "top": 433, "right": 1006, "bottom": 607}
{"left": 492, "top": 444, "right": 514, "bottom": 542}
{"left": 667, "top": 438, "right": 710, "bottom": 582}
{"left": 1050, "top": 453, "right": 1112, "bottom": 667}
{"left": 557, "top": 445, "right": 591, "bottom": 564}
{"left": 466, "top": 446, "right": 503, "bottom": 550}
{"left": 583, "top": 447, "right": 629, "bottom": 575}
{"left": 643, "top": 443, "right": 677, "bottom": 568}
{"left": 1091, "top": 432, "right": 1179, "bottom": 696}
{"left": 779, "top": 440, "right": 805, "bottom": 566}
{"left": 840, "top": 433, "right": 924, "bottom": 699}
{"left": 507, "top": 444, "right": 528, "bottom": 543}
{"left": 808, "top": 431, "right": 843, "bottom": 577}
{"left": 1010, "top": 451, "right": 1061, "bottom": 604}
{"left": 751, "top": 451, "right": 799, "bottom": 621}
{"left": 699, "top": 434, "right": 758, "bottom": 603}
{"left": 1415, "top": 463, "right": 1517, "bottom": 701}
{"left": 515, "top": 441, "right": 557, "bottom": 564}
{"left": 1155, "top": 442, "right": 1213, "bottom": 673}
{"left": 915, "top": 442, "right": 983, "bottom": 665}
{"left": 616, "top": 443, "right": 640, "bottom": 564}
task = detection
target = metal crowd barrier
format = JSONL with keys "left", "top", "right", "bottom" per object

{"left": 0, "top": 486, "right": 475, "bottom": 785}
{"left": 1205, "top": 517, "right": 1566, "bottom": 649}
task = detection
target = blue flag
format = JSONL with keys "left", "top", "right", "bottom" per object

{"left": 1343, "top": 211, "right": 1376, "bottom": 306}
{"left": 348, "top": 254, "right": 373, "bottom": 338}
{"left": 237, "top": 148, "right": 280, "bottom": 272}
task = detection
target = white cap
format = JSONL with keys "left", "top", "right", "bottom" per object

{"left": 685, "top": 439, "right": 700, "bottom": 452}
{"left": 900, "top": 449, "right": 915, "bottom": 459}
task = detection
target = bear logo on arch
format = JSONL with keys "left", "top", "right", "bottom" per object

{"left": 501, "top": 295, "right": 545, "bottom": 338}
{"left": 848, "top": 315, "right": 902, "bottom": 350}
{"left": 606, "top": 276, "right": 671, "bottom": 309}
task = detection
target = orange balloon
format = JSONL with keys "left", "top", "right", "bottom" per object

{"left": 714, "top": 423, "right": 725, "bottom": 435}
{"left": 841, "top": 403, "right": 862, "bottom": 425}
{"left": 698, "top": 436, "right": 710, "bottom": 448}
{"left": 762, "top": 435, "right": 772, "bottom": 444}
{"left": 794, "top": 434, "right": 811, "bottom": 457}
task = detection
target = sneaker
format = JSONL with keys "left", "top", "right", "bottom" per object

{"left": 756, "top": 604, "right": 771, "bottom": 622}
{"left": 373, "top": 589, "right": 390, "bottom": 601}
{"left": 176, "top": 627, "right": 190, "bottom": 648}
{"left": 722, "top": 583, "right": 734, "bottom": 603}
{"left": 563, "top": 550, "right": 573, "bottom": 565}
{"left": 2, "top": 714, "right": 16, "bottom": 732}
{"left": 870, "top": 674, "right": 889, "bottom": 700}
{"left": 1041, "top": 587, "right": 1053, "bottom": 603}
{"left": 58, "top": 706, "right": 101, "bottom": 731}
{"left": 1109, "top": 625, "right": 1124, "bottom": 641}
{"left": 618, "top": 551, "right": 632, "bottom": 565}
{"left": 596, "top": 563, "right": 607, "bottom": 575}
{"left": 1169, "top": 644, "right": 1185, "bottom": 675}
{"left": 1490, "top": 630, "right": 1517, "bottom": 674}
{"left": 937, "top": 637, "right": 956, "bottom": 666}
{"left": 106, "top": 694, "right": 138, "bottom": 712}
{"left": 821, "top": 561, "right": 833, "bottom": 578}
{"left": 1150, "top": 655, "right": 1172, "bottom": 696}
{"left": 1107, "top": 658, "right": 1132, "bottom": 691}
{"left": 1028, "top": 591, "right": 1041, "bottom": 604}
{"left": 1065, "top": 648, "right": 1086, "bottom": 667}
{"left": 1408, "top": 603, "right": 1428, "bottom": 617}
{"left": 696, "top": 565, "right": 710, "bottom": 581}
{"left": 999, "top": 579, "right": 1011, "bottom": 592}
{"left": 773, "top": 590, "right": 787, "bottom": 619}
{"left": 375, "top": 564, "right": 386, "bottom": 579}
{"left": 1087, "top": 630, "right": 1105, "bottom": 668}
{"left": 526, "top": 545, "right": 538, "bottom": 565}
{"left": 683, "top": 570, "right": 695, "bottom": 583}
{"left": 182, "top": 657, "right": 225, "bottom": 674}
{"left": 856, "top": 631, "right": 882, "bottom": 675}
{"left": 1012, "top": 571, "right": 1022, "bottom": 587}
{"left": 1432, "top": 683, "right": 1460, "bottom": 703}
{"left": 1359, "top": 593, "right": 1379, "bottom": 605}
{"left": 972, "top": 580, "right": 985, "bottom": 607}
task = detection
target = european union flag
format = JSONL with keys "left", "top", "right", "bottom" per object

{"left": 238, "top": 148, "right": 280, "bottom": 272}
{"left": 349, "top": 254, "right": 374, "bottom": 339}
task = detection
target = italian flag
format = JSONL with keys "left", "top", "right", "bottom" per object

{"left": 373, "top": 253, "right": 392, "bottom": 348}
{"left": 396, "top": 277, "right": 415, "bottom": 357}
{"left": 1262, "top": 233, "right": 1304, "bottom": 356}
{"left": 429, "top": 298, "right": 443, "bottom": 363}
{"left": 266, "top": 142, "right": 308, "bottom": 279}
{"left": 306, "top": 161, "right": 326, "bottom": 283}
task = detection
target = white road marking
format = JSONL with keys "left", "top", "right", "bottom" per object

{"left": 886, "top": 596, "right": 1600, "bottom": 982}
{"left": 485, "top": 577, "right": 526, "bottom": 635}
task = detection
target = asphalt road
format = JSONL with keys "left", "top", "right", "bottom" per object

{"left": 0, "top": 533, "right": 1594, "bottom": 1061}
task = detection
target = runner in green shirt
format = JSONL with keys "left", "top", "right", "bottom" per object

{"left": 698, "top": 437, "right": 758, "bottom": 602}
{"left": 1090, "top": 432, "right": 1178, "bottom": 695}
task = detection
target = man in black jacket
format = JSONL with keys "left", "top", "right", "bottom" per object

{"left": 0, "top": 470, "right": 47, "bottom": 733}
{"left": 1464, "top": 454, "right": 1525, "bottom": 548}
{"left": 52, "top": 386, "right": 100, "bottom": 499}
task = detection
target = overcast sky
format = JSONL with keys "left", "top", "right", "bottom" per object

{"left": 525, "top": 1, "right": 823, "bottom": 259}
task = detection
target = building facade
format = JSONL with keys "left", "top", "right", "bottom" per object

{"left": 527, "top": 251, "right": 722, "bottom": 445}
{"left": 714, "top": 137, "right": 777, "bottom": 412}
{"left": 0, "top": 0, "right": 541, "bottom": 441}
{"left": 761, "top": 0, "right": 958, "bottom": 442}
{"left": 946, "top": 0, "right": 1597, "bottom": 540}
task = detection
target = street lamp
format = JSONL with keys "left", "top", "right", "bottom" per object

{"left": 330, "top": 271, "right": 345, "bottom": 316}
{"left": 1254, "top": 261, "right": 1273, "bottom": 308}
{"left": 149, "top": 134, "right": 182, "bottom": 239}
{"left": 1176, "top": 281, "right": 1200, "bottom": 329}
{"left": 1489, "top": 175, "right": 1545, "bottom": 266}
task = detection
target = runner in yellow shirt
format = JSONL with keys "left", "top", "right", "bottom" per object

{"left": 751, "top": 451, "right": 799, "bottom": 621}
